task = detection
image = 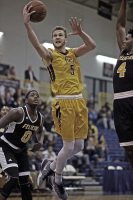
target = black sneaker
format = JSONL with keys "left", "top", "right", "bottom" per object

{"left": 53, "top": 181, "right": 68, "bottom": 200}
{"left": 37, "top": 159, "right": 54, "bottom": 187}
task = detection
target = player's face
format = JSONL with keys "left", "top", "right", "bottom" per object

{"left": 27, "top": 91, "right": 40, "bottom": 105}
{"left": 52, "top": 30, "right": 66, "bottom": 49}
{"left": 122, "top": 34, "right": 133, "bottom": 52}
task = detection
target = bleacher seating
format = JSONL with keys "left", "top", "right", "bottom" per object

{"left": 98, "top": 128, "right": 127, "bottom": 162}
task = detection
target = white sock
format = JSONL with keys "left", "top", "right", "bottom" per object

{"left": 55, "top": 172, "right": 62, "bottom": 185}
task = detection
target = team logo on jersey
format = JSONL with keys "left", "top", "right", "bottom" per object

{"left": 22, "top": 124, "right": 39, "bottom": 131}
{"left": 65, "top": 56, "right": 74, "bottom": 65}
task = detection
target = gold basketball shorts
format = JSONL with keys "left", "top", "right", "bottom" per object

{"left": 52, "top": 94, "right": 88, "bottom": 141}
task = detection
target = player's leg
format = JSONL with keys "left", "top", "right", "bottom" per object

{"left": 113, "top": 99, "right": 133, "bottom": 168}
{"left": 52, "top": 98, "right": 88, "bottom": 187}
{"left": 124, "top": 146, "right": 133, "bottom": 168}
{"left": 1, "top": 167, "right": 19, "bottom": 199}
{"left": 71, "top": 98, "right": 88, "bottom": 155}
{"left": 51, "top": 99, "right": 78, "bottom": 200}
{"left": 17, "top": 150, "right": 32, "bottom": 200}
{"left": 49, "top": 139, "right": 84, "bottom": 173}
{"left": 37, "top": 99, "right": 75, "bottom": 188}
{"left": 54, "top": 140, "right": 75, "bottom": 183}
{"left": 19, "top": 175, "right": 32, "bottom": 200}
{"left": 0, "top": 143, "right": 19, "bottom": 199}
{"left": 51, "top": 98, "right": 88, "bottom": 198}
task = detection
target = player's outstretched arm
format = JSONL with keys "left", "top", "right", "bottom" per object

{"left": 68, "top": 17, "right": 96, "bottom": 57}
{"left": 116, "top": 0, "right": 127, "bottom": 51}
{"left": 23, "top": 3, "right": 52, "bottom": 62}
{"left": 0, "top": 108, "right": 23, "bottom": 128}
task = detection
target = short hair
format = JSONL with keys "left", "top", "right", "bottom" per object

{"left": 128, "top": 28, "right": 133, "bottom": 38}
{"left": 25, "top": 90, "right": 39, "bottom": 99}
{"left": 52, "top": 26, "right": 67, "bottom": 38}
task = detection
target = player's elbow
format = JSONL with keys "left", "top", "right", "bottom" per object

{"left": 91, "top": 42, "right": 96, "bottom": 50}
{"left": 87, "top": 42, "right": 96, "bottom": 51}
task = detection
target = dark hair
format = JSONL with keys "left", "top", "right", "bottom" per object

{"left": 25, "top": 90, "right": 39, "bottom": 99}
{"left": 52, "top": 26, "right": 67, "bottom": 38}
{"left": 128, "top": 28, "right": 133, "bottom": 38}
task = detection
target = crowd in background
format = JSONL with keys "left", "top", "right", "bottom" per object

{"left": 0, "top": 65, "right": 115, "bottom": 182}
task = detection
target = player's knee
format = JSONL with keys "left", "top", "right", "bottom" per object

{"left": 63, "top": 145, "right": 74, "bottom": 154}
{"left": 74, "top": 140, "right": 84, "bottom": 152}
{"left": 19, "top": 175, "right": 32, "bottom": 190}
{"left": 19, "top": 176, "right": 32, "bottom": 200}
{"left": 78, "top": 142, "right": 84, "bottom": 151}
{"left": 124, "top": 146, "right": 133, "bottom": 167}
{"left": 125, "top": 146, "right": 133, "bottom": 156}
{"left": 19, "top": 175, "right": 30, "bottom": 185}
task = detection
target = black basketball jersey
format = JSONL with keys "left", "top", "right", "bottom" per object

{"left": 113, "top": 53, "right": 133, "bottom": 93}
{"left": 2, "top": 105, "right": 42, "bottom": 149}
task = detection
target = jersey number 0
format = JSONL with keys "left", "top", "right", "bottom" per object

{"left": 21, "top": 131, "right": 32, "bottom": 143}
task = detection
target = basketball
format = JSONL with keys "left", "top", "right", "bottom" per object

{"left": 29, "top": 0, "right": 47, "bottom": 23}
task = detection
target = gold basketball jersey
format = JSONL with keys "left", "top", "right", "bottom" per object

{"left": 43, "top": 48, "right": 84, "bottom": 95}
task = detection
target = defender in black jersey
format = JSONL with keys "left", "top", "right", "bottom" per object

{"left": 113, "top": 0, "right": 133, "bottom": 168}
{"left": 0, "top": 90, "right": 44, "bottom": 200}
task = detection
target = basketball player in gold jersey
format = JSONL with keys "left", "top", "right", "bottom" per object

{"left": 23, "top": 3, "right": 96, "bottom": 199}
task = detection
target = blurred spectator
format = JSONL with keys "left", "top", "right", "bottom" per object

{"left": 97, "top": 102, "right": 114, "bottom": 129}
{"left": 5, "top": 89, "right": 15, "bottom": 107}
{"left": 96, "top": 135, "right": 106, "bottom": 160}
{"left": 84, "top": 135, "right": 98, "bottom": 165}
{"left": 71, "top": 150, "right": 90, "bottom": 174}
{"left": 88, "top": 120, "right": 98, "bottom": 143}
{"left": 24, "top": 65, "right": 38, "bottom": 89}
{"left": 34, "top": 151, "right": 43, "bottom": 171}
{"left": 42, "top": 145, "right": 56, "bottom": 161}
{"left": 88, "top": 108, "right": 98, "bottom": 124}
{"left": 8, "top": 65, "right": 16, "bottom": 80}
{"left": 24, "top": 65, "right": 38, "bottom": 82}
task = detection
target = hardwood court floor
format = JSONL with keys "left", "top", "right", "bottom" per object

{"left": 8, "top": 194, "right": 133, "bottom": 200}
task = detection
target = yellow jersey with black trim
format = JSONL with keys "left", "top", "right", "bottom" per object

{"left": 42, "top": 48, "right": 83, "bottom": 95}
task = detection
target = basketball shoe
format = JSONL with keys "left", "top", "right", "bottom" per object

{"left": 37, "top": 159, "right": 54, "bottom": 187}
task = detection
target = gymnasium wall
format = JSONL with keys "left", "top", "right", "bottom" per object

{"left": 0, "top": 0, "right": 132, "bottom": 81}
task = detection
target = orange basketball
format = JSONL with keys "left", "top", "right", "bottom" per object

{"left": 28, "top": 0, "right": 47, "bottom": 23}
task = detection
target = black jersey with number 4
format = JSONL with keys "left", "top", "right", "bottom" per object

{"left": 2, "top": 106, "right": 42, "bottom": 149}
{"left": 113, "top": 53, "right": 133, "bottom": 93}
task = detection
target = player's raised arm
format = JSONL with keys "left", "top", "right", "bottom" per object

{"left": 23, "top": 3, "right": 52, "bottom": 62}
{"left": 68, "top": 17, "right": 96, "bottom": 57}
{"left": 116, "top": 0, "right": 127, "bottom": 51}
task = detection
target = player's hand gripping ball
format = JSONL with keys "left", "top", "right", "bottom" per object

{"left": 28, "top": 0, "right": 47, "bottom": 22}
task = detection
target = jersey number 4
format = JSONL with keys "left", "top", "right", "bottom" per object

{"left": 117, "top": 62, "right": 126, "bottom": 78}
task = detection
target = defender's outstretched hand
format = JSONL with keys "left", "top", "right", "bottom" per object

{"left": 68, "top": 17, "right": 83, "bottom": 36}
{"left": 23, "top": 2, "right": 36, "bottom": 24}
